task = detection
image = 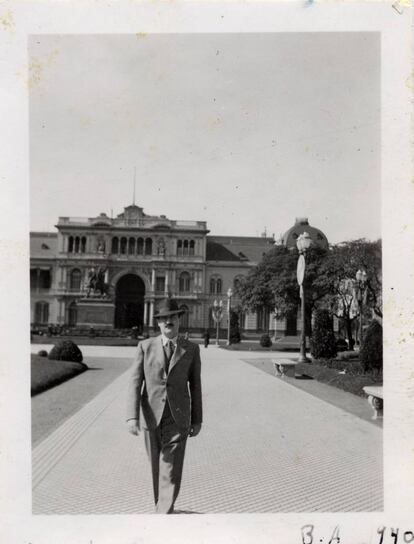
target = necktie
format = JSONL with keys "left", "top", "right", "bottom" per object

{"left": 165, "top": 340, "right": 174, "bottom": 372}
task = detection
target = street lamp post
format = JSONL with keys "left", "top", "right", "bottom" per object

{"left": 296, "top": 232, "right": 312, "bottom": 363}
{"left": 212, "top": 299, "right": 223, "bottom": 345}
{"left": 227, "top": 287, "right": 233, "bottom": 346}
{"left": 355, "top": 269, "right": 368, "bottom": 348}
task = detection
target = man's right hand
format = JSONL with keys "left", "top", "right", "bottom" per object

{"left": 127, "top": 419, "right": 141, "bottom": 436}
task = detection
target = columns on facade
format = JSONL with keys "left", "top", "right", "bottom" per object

{"left": 165, "top": 270, "right": 169, "bottom": 295}
{"left": 202, "top": 266, "right": 207, "bottom": 297}
{"left": 87, "top": 236, "right": 93, "bottom": 254}
{"left": 57, "top": 235, "right": 64, "bottom": 253}
{"left": 58, "top": 266, "right": 64, "bottom": 290}
{"left": 58, "top": 298, "right": 63, "bottom": 324}
{"left": 105, "top": 235, "right": 111, "bottom": 254}
{"left": 151, "top": 269, "right": 155, "bottom": 292}
{"left": 143, "top": 302, "right": 148, "bottom": 326}
{"left": 63, "top": 267, "right": 68, "bottom": 290}
{"left": 149, "top": 300, "right": 154, "bottom": 327}
{"left": 193, "top": 270, "right": 198, "bottom": 292}
{"left": 171, "top": 270, "right": 176, "bottom": 294}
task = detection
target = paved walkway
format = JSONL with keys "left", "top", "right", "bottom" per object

{"left": 32, "top": 346, "right": 383, "bottom": 514}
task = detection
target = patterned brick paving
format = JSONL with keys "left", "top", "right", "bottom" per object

{"left": 32, "top": 347, "right": 382, "bottom": 514}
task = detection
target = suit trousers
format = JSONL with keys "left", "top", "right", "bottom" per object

{"left": 144, "top": 401, "right": 188, "bottom": 514}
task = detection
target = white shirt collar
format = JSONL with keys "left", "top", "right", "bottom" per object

{"left": 161, "top": 335, "right": 178, "bottom": 347}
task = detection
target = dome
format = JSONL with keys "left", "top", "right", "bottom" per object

{"left": 282, "top": 218, "right": 329, "bottom": 250}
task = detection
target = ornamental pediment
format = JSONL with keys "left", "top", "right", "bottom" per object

{"left": 90, "top": 213, "right": 112, "bottom": 227}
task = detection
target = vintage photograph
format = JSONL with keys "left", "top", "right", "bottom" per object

{"left": 29, "top": 32, "right": 383, "bottom": 515}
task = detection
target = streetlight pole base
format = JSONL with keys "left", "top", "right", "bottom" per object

{"left": 297, "top": 354, "right": 311, "bottom": 364}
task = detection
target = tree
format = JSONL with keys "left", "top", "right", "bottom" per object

{"left": 360, "top": 320, "right": 383, "bottom": 374}
{"left": 235, "top": 244, "right": 329, "bottom": 329}
{"left": 313, "top": 239, "right": 382, "bottom": 350}
{"left": 235, "top": 238, "right": 381, "bottom": 350}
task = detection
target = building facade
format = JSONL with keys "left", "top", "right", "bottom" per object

{"left": 30, "top": 206, "right": 328, "bottom": 336}
{"left": 30, "top": 204, "right": 275, "bottom": 334}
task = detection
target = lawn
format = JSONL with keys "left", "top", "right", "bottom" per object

{"left": 220, "top": 341, "right": 294, "bottom": 352}
{"left": 243, "top": 357, "right": 382, "bottom": 397}
{"left": 31, "top": 354, "right": 88, "bottom": 396}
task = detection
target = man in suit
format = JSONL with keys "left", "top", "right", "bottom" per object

{"left": 126, "top": 298, "right": 203, "bottom": 514}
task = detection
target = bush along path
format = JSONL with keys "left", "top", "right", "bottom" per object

{"left": 31, "top": 354, "right": 88, "bottom": 396}
{"left": 31, "top": 341, "right": 87, "bottom": 396}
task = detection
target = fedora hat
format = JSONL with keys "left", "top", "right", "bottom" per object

{"left": 154, "top": 298, "right": 186, "bottom": 319}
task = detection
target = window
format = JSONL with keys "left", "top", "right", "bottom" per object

{"left": 128, "top": 237, "right": 136, "bottom": 255}
{"left": 111, "top": 237, "right": 119, "bottom": 254}
{"left": 233, "top": 276, "right": 244, "bottom": 291}
{"left": 34, "top": 301, "right": 49, "bottom": 324}
{"left": 256, "top": 307, "right": 270, "bottom": 332}
{"left": 68, "top": 236, "right": 74, "bottom": 253}
{"left": 180, "top": 305, "right": 189, "bottom": 328}
{"left": 179, "top": 272, "right": 191, "bottom": 293}
{"left": 209, "top": 276, "right": 222, "bottom": 294}
{"left": 120, "top": 237, "right": 127, "bottom": 254}
{"left": 74, "top": 236, "right": 80, "bottom": 253}
{"left": 145, "top": 238, "right": 152, "bottom": 256}
{"left": 216, "top": 278, "right": 222, "bottom": 294}
{"left": 30, "top": 269, "right": 51, "bottom": 290}
{"left": 137, "top": 237, "right": 144, "bottom": 255}
{"left": 155, "top": 276, "right": 165, "bottom": 293}
{"left": 40, "top": 270, "right": 51, "bottom": 289}
{"left": 177, "top": 240, "right": 183, "bottom": 256}
{"left": 183, "top": 240, "right": 189, "bottom": 256}
{"left": 81, "top": 236, "right": 87, "bottom": 253}
{"left": 30, "top": 269, "right": 37, "bottom": 290}
{"left": 68, "top": 302, "right": 77, "bottom": 326}
{"left": 70, "top": 268, "right": 82, "bottom": 290}
{"left": 189, "top": 240, "right": 195, "bottom": 256}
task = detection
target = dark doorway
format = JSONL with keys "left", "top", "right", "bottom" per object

{"left": 285, "top": 309, "right": 298, "bottom": 336}
{"left": 115, "top": 274, "right": 145, "bottom": 330}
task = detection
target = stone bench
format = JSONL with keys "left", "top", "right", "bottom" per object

{"left": 273, "top": 359, "right": 297, "bottom": 378}
{"left": 363, "top": 385, "right": 383, "bottom": 420}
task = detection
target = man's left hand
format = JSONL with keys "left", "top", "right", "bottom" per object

{"left": 189, "top": 424, "right": 202, "bottom": 437}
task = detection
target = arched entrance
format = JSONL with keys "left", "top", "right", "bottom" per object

{"left": 114, "top": 274, "right": 145, "bottom": 330}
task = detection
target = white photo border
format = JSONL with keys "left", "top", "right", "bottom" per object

{"left": 0, "top": 1, "right": 413, "bottom": 542}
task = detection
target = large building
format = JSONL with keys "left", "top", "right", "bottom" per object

{"left": 30, "top": 205, "right": 328, "bottom": 336}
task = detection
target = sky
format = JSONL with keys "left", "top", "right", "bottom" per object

{"left": 29, "top": 32, "right": 380, "bottom": 244}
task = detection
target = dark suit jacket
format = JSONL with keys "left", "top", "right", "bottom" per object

{"left": 126, "top": 335, "right": 203, "bottom": 431}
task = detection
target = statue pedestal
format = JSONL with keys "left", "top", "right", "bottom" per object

{"left": 77, "top": 297, "right": 115, "bottom": 329}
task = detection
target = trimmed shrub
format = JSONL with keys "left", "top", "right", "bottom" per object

{"left": 48, "top": 340, "right": 83, "bottom": 363}
{"left": 37, "top": 350, "right": 48, "bottom": 357}
{"left": 360, "top": 320, "right": 383, "bottom": 374}
{"left": 260, "top": 334, "right": 272, "bottom": 348}
{"left": 310, "top": 309, "right": 337, "bottom": 359}
{"left": 336, "top": 338, "right": 348, "bottom": 352}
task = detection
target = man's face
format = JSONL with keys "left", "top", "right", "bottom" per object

{"left": 157, "top": 314, "right": 180, "bottom": 339}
